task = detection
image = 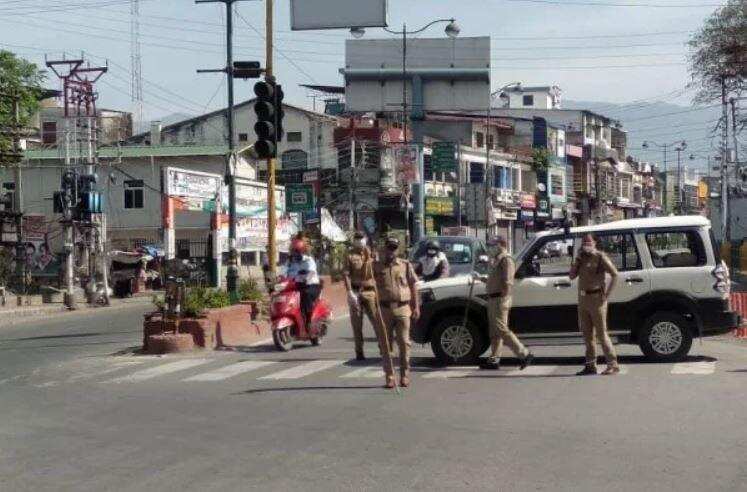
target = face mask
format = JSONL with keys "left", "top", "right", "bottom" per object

{"left": 353, "top": 238, "right": 366, "bottom": 248}
{"left": 582, "top": 245, "right": 595, "bottom": 254}
{"left": 426, "top": 249, "right": 437, "bottom": 257}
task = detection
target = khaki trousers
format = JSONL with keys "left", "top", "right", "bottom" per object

{"left": 578, "top": 293, "right": 618, "bottom": 367}
{"left": 349, "top": 290, "right": 393, "bottom": 376}
{"left": 487, "top": 297, "right": 528, "bottom": 358}
{"left": 382, "top": 304, "right": 412, "bottom": 376}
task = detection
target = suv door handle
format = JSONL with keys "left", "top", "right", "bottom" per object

{"left": 553, "top": 281, "right": 572, "bottom": 288}
{"left": 625, "top": 277, "right": 644, "bottom": 283}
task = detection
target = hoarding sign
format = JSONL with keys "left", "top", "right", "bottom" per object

{"left": 286, "top": 184, "right": 316, "bottom": 213}
{"left": 425, "top": 196, "right": 455, "bottom": 216}
{"left": 431, "top": 142, "right": 456, "bottom": 173}
{"left": 290, "top": 0, "right": 387, "bottom": 31}
{"left": 165, "top": 168, "right": 221, "bottom": 199}
{"left": 392, "top": 144, "right": 419, "bottom": 186}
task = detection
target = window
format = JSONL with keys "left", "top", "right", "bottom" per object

{"left": 42, "top": 121, "right": 57, "bottom": 145}
{"left": 238, "top": 133, "right": 248, "bottom": 142}
{"left": 469, "top": 162, "right": 484, "bottom": 183}
{"left": 281, "top": 149, "right": 308, "bottom": 169}
{"left": 241, "top": 251, "right": 257, "bottom": 266}
{"left": 475, "top": 132, "right": 484, "bottom": 148}
{"left": 646, "top": 230, "right": 706, "bottom": 268}
{"left": 524, "top": 237, "right": 575, "bottom": 277}
{"left": 522, "top": 95, "right": 534, "bottom": 106}
{"left": 487, "top": 134, "right": 495, "bottom": 150}
{"left": 287, "top": 131, "right": 302, "bottom": 143}
{"left": 124, "top": 180, "right": 144, "bottom": 209}
{"left": 423, "top": 154, "right": 433, "bottom": 182}
{"left": 596, "top": 234, "right": 641, "bottom": 271}
{"left": 2, "top": 182, "right": 15, "bottom": 211}
{"left": 550, "top": 172, "right": 564, "bottom": 196}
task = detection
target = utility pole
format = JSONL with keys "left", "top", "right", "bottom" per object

{"left": 731, "top": 97, "right": 740, "bottom": 184}
{"left": 265, "top": 0, "right": 277, "bottom": 275}
{"left": 349, "top": 136, "right": 356, "bottom": 231}
{"left": 721, "top": 76, "right": 730, "bottom": 243}
{"left": 196, "top": 0, "right": 251, "bottom": 291}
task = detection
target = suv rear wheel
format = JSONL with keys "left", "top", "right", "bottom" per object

{"left": 431, "top": 315, "right": 487, "bottom": 364}
{"left": 638, "top": 311, "right": 693, "bottom": 362}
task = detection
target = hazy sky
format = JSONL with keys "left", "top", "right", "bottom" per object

{"left": 0, "top": 0, "right": 726, "bottom": 127}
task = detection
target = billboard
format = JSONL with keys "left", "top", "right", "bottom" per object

{"left": 165, "top": 168, "right": 221, "bottom": 199}
{"left": 344, "top": 37, "right": 491, "bottom": 113}
{"left": 290, "top": 0, "right": 387, "bottom": 31}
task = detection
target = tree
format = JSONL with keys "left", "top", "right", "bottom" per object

{"left": 687, "top": 1, "right": 747, "bottom": 104}
{"left": 0, "top": 51, "right": 46, "bottom": 161}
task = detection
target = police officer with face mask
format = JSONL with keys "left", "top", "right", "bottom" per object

{"left": 415, "top": 240, "right": 450, "bottom": 282}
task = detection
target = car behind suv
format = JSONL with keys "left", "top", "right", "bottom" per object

{"left": 415, "top": 216, "right": 739, "bottom": 364}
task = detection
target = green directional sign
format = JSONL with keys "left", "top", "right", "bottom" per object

{"left": 431, "top": 142, "right": 457, "bottom": 173}
{"left": 285, "top": 184, "right": 315, "bottom": 213}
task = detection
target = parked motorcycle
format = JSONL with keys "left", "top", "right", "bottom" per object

{"left": 269, "top": 278, "right": 331, "bottom": 351}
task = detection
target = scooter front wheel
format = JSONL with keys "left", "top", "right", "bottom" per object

{"left": 272, "top": 326, "right": 293, "bottom": 352}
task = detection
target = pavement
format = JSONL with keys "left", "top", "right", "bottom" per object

{"left": 2, "top": 304, "right": 747, "bottom": 491}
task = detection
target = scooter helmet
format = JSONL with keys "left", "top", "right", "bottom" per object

{"left": 425, "top": 240, "right": 441, "bottom": 251}
{"left": 291, "top": 238, "right": 307, "bottom": 255}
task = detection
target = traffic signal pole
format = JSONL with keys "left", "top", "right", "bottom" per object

{"left": 265, "top": 0, "right": 277, "bottom": 275}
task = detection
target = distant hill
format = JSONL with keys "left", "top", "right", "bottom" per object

{"left": 564, "top": 99, "right": 722, "bottom": 172}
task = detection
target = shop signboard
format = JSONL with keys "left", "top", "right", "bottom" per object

{"left": 431, "top": 142, "right": 457, "bottom": 173}
{"left": 425, "top": 196, "right": 455, "bottom": 216}
{"left": 520, "top": 192, "right": 536, "bottom": 210}
{"left": 286, "top": 184, "right": 316, "bottom": 213}
{"left": 165, "top": 168, "right": 221, "bottom": 199}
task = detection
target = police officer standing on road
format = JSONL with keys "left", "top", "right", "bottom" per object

{"left": 374, "top": 237, "right": 419, "bottom": 388}
{"left": 344, "top": 232, "right": 381, "bottom": 359}
{"left": 475, "top": 236, "right": 534, "bottom": 370}
{"left": 569, "top": 234, "right": 621, "bottom": 376}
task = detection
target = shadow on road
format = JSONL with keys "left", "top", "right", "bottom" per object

{"left": 234, "top": 385, "right": 386, "bottom": 395}
{"left": 409, "top": 354, "right": 718, "bottom": 368}
{"left": 7, "top": 331, "right": 138, "bottom": 341}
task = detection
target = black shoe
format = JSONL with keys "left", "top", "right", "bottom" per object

{"left": 479, "top": 359, "right": 500, "bottom": 370}
{"left": 355, "top": 351, "right": 365, "bottom": 361}
{"left": 576, "top": 365, "right": 598, "bottom": 376}
{"left": 520, "top": 352, "right": 534, "bottom": 371}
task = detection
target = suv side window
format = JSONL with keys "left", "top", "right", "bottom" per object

{"left": 523, "top": 237, "right": 575, "bottom": 277}
{"left": 645, "top": 230, "right": 706, "bottom": 268}
{"left": 596, "top": 233, "right": 641, "bottom": 271}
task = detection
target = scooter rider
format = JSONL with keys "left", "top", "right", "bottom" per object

{"left": 415, "top": 240, "right": 450, "bottom": 282}
{"left": 286, "top": 235, "right": 321, "bottom": 326}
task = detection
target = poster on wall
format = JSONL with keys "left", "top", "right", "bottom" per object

{"left": 22, "top": 214, "right": 61, "bottom": 276}
{"left": 391, "top": 144, "right": 420, "bottom": 187}
{"left": 166, "top": 168, "right": 221, "bottom": 199}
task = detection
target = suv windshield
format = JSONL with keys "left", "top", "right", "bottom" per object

{"left": 412, "top": 238, "right": 474, "bottom": 265}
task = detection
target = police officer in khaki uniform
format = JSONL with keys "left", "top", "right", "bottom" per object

{"left": 475, "top": 236, "right": 534, "bottom": 370}
{"left": 569, "top": 234, "right": 620, "bottom": 376}
{"left": 374, "top": 237, "right": 419, "bottom": 388}
{"left": 343, "top": 232, "right": 385, "bottom": 357}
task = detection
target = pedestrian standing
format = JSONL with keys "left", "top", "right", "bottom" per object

{"left": 475, "top": 236, "right": 534, "bottom": 370}
{"left": 374, "top": 237, "right": 419, "bottom": 388}
{"left": 343, "top": 232, "right": 395, "bottom": 388}
{"left": 569, "top": 234, "right": 620, "bottom": 376}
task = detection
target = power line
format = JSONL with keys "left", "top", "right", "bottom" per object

{"left": 500, "top": 0, "right": 722, "bottom": 6}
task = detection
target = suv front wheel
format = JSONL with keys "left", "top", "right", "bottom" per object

{"left": 431, "top": 315, "right": 487, "bottom": 364}
{"left": 638, "top": 311, "right": 694, "bottom": 362}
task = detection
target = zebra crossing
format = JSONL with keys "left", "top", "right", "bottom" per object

{"left": 15, "top": 356, "right": 723, "bottom": 388}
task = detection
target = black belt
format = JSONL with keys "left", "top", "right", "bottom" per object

{"left": 352, "top": 285, "right": 375, "bottom": 292}
{"left": 487, "top": 293, "right": 504, "bottom": 299}
{"left": 582, "top": 288, "right": 603, "bottom": 295}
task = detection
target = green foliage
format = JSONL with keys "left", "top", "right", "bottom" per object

{"left": 0, "top": 248, "right": 12, "bottom": 287}
{"left": 532, "top": 148, "right": 550, "bottom": 173}
{"left": 182, "top": 287, "right": 232, "bottom": 318}
{"left": 687, "top": 1, "right": 746, "bottom": 103}
{"left": 151, "top": 294, "right": 165, "bottom": 311}
{"left": 0, "top": 51, "right": 46, "bottom": 158}
{"left": 238, "top": 277, "right": 264, "bottom": 302}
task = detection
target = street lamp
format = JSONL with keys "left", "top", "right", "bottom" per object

{"left": 674, "top": 142, "right": 687, "bottom": 214}
{"left": 349, "top": 18, "right": 460, "bottom": 245}
{"left": 642, "top": 139, "right": 686, "bottom": 214}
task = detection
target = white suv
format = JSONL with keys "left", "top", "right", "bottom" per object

{"left": 415, "top": 216, "right": 739, "bottom": 364}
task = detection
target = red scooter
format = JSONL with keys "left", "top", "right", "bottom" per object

{"left": 269, "top": 278, "right": 332, "bottom": 351}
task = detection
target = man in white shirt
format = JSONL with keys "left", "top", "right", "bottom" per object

{"left": 286, "top": 236, "right": 321, "bottom": 325}
{"left": 415, "top": 240, "right": 450, "bottom": 282}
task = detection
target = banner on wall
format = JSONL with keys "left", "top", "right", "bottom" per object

{"left": 21, "top": 214, "right": 61, "bottom": 275}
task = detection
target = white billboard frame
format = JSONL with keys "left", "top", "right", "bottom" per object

{"left": 290, "top": 0, "right": 388, "bottom": 31}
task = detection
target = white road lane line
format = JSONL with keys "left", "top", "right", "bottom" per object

{"left": 67, "top": 361, "right": 147, "bottom": 382}
{"left": 258, "top": 360, "right": 345, "bottom": 380}
{"left": 504, "top": 365, "right": 559, "bottom": 377}
{"left": 341, "top": 366, "right": 386, "bottom": 378}
{"left": 183, "top": 361, "right": 277, "bottom": 382}
{"left": 247, "top": 338, "right": 273, "bottom": 347}
{"left": 422, "top": 368, "right": 475, "bottom": 379}
{"left": 671, "top": 361, "right": 716, "bottom": 375}
{"left": 106, "top": 359, "right": 210, "bottom": 383}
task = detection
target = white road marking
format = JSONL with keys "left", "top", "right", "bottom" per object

{"left": 422, "top": 368, "right": 475, "bottom": 379}
{"left": 67, "top": 360, "right": 146, "bottom": 382}
{"left": 258, "top": 360, "right": 344, "bottom": 380}
{"left": 248, "top": 338, "right": 273, "bottom": 347}
{"left": 671, "top": 361, "right": 716, "bottom": 375}
{"left": 183, "top": 361, "right": 277, "bottom": 382}
{"left": 106, "top": 359, "right": 210, "bottom": 383}
{"left": 341, "top": 366, "right": 386, "bottom": 378}
{"left": 504, "top": 365, "right": 559, "bottom": 377}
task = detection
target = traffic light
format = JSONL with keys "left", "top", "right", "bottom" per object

{"left": 253, "top": 81, "right": 284, "bottom": 159}
{"left": 79, "top": 191, "right": 103, "bottom": 214}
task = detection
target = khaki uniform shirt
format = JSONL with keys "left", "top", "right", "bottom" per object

{"left": 374, "top": 257, "right": 417, "bottom": 303}
{"left": 345, "top": 247, "right": 376, "bottom": 289}
{"left": 573, "top": 250, "right": 617, "bottom": 293}
{"left": 486, "top": 252, "right": 515, "bottom": 297}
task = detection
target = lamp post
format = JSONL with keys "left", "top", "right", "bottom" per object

{"left": 642, "top": 139, "right": 686, "bottom": 215}
{"left": 351, "top": 19, "right": 460, "bottom": 245}
{"left": 674, "top": 142, "right": 687, "bottom": 214}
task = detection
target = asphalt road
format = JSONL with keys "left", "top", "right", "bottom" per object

{"left": 2, "top": 305, "right": 747, "bottom": 492}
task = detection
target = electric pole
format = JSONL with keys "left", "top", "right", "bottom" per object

{"left": 721, "top": 76, "right": 730, "bottom": 243}
{"left": 265, "top": 0, "right": 277, "bottom": 275}
{"left": 731, "top": 97, "right": 740, "bottom": 184}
